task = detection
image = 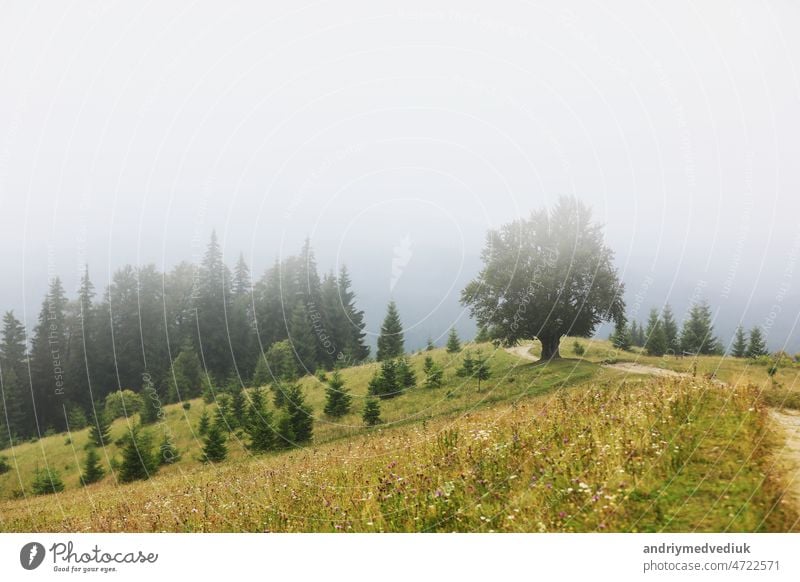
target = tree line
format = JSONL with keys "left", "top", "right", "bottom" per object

{"left": 0, "top": 233, "right": 369, "bottom": 444}
{"left": 611, "top": 301, "right": 771, "bottom": 358}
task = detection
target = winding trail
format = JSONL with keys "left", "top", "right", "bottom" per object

{"left": 504, "top": 344, "right": 539, "bottom": 362}
{"left": 768, "top": 409, "right": 800, "bottom": 513}
{"left": 503, "top": 346, "right": 800, "bottom": 518}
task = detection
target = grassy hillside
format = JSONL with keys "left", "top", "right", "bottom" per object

{"left": 0, "top": 342, "right": 599, "bottom": 500}
{"left": 1, "top": 337, "right": 798, "bottom": 532}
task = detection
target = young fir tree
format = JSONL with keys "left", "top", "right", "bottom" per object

{"left": 424, "top": 363, "right": 444, "bottom": 389}
{"left": 425, "top": 337, "right": 435, "bottom": 351}
{"left": 680, "top": 301, "right": 719, "bottom": 355}
{"left": 88, "top": 406, "right": 112, "bottom": 448}
{"left": 284, "top": 384, "right": 313, "bottom": 443}
{"left": 396, "top": 358, "right": 417, "bottom": 389}
{"left": 245, "top": 389, "right": 275, "bottom": 453}
{"left": 644, "top": 309, "right": 668, "bottom": 357}
{"left": 376, "top": 301, "right": 404, "bottom": 361}
{"left": 214, "top": 394, "right": 235, "bottom": 431}
{"left": 446, "top": 328, "right": 461, "bottom": 353}
{"left": 81, "top": 447, "right": 105, "bottom": 485}
{"left": 610, "top": 319, "right": 631, "bottom": 351}
{"left": 661, "top": 305, "right": 679, "bottom": 354}
{"left": 273, "top": 411, "right": 296, "bottom": 450}
{"left": 201, "top": 421, "right": 228, "bottom": 463}
{"left": 627, "top": 321, "right": 640, "bottom": 347}
{"left": 362, "top": 398, "right": 382, "bottom": 426}
{"left": 31, "top": 466, "right": 65, "bottom": 495}
{"left": 118, "top": 426, "right": 158, "bottom": 483}
{"left": 473, "top": 353, "right": 491, "bottom": 392}
{"left": 323, "top": 370, "right": 352, "bottom": 418}
{"left": 139, "top": 382, "right": 160, "bottom": 424}
{"left": 746, "top": 326, "right": 768, "bottom": 358}
{"left": 228, "top": 379, "right": 247, "bottom": 428}
{"left": 197, "top": 409, "right": 211, "bottom": 435}
{"left": 731, "top": 326, "right": 748, "bottom": 358}
{"left": 158, "top": 431, "right": 181, "bottom": 465}
{"left": 368, "top": 359, "right": 402, "bottom": 399}
{"left": 457, "top": 351, "right": 476, "bottom": 377}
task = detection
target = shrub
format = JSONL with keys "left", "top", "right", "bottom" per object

{"left": 182, "top": 402, "right": 191, "bottom": 410}
{"left": 81, "top": 447, "right": 105, "bottom": 485}
{"left": 0, "top": 455, "right": 9, "bottom": 474}
{"left": 118, "top": 426, "right": 158, "bottom": 483}
{"left": 363, "top": 398, "right": 382, "bottom": 426}
{"left": 573, "top": 341, "right": 586, "bottom": 356}
{"left": 104, "top": 389, "right": 143, "bottom": 419}
{"left": 31, "top": 466, "right": 65, "bottom": 495}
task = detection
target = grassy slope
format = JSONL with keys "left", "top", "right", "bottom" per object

{"left": 0, "top": 342, "right": 598, "bottom": 500}
{"left": 1, "top": 337, "right": 797, "bottom": 532}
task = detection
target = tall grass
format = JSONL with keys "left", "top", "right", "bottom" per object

{"left": 1, "top": 376, "right": 793, "bottom": 532}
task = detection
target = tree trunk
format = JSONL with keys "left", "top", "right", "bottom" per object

{"left": 539, "top": 335, "right": 561, "bottom": 360}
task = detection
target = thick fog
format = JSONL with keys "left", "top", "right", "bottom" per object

{"left": 1, "top": 0, "right": 799, "bottom": 351}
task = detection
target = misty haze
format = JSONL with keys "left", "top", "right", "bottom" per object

{"left": 1, "top": 0, "right": 799, "bottom": 540}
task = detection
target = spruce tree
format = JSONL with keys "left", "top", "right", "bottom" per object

{"left": 158, "top": 431, "right": 181, "bottom": 465}
{"left": 118, "top": 426, "right": 158, "bottom": 482}
{"left": 31, "top": 466, "right": 65, "bottom": 495}
{"left": 214, "top": 394, "right": 234, "bottom": 431}
{"left": 661, "top": 305, "right": 679, "bottom": 354}
{"left": 1, "top": 311, "right": 31, "bottom": 438}
{"left": 610, "top": 319, "right": 631, "bottom": 351}
{"left": 644, "top": 309, "right": 667, "bottom": 356}
{"left": 473, "top": 353, "right": 491, "bottom": 392}
{"left": 368, "top": 359, "right": 402, "bottom": 399}
{"left": 201, "top": 422, "right": 228, "bottom": 463}
{"left": 396, "top": 358, "right": 417, "bottom": 389}
{"left": 425, "top": 337, "right": 435, "bottom": 351}
{"left": 284, "top": 384, "right": 313, "bottom": 443}
{"left": 376, "top": 301, "right": 404, "bottom": 361}
{"left": 422, "top": 356, "right": 443, "bottom": 388}
{"left": 197, "top": 409, "right": 210, "bottom": 435}
{"left": 245, "top": 389, "right": 275, "bottom": 453}
{"left": 323, "top": 370, "right": 352, "bottom": 418}
{"left": 139, "top": 382, "right": 160, "bottom": 424}
{"left": 457, "top": 351, "right": 476, "bottom": 377}
{"left": 446, "top": 328, "right": 461, "bottom": 353}
{"left": 362, "top": 398, "right": 382, "bottom": 426}
{"left": 196, "top": 231, "right": 233, "bottom": 380}
{"left": 88, "top": 406, "right": 112, "bottom": 448}
{"left": 232, "top": 253, "right": 252, "bottom": 298}
{"left": 273, "top": 411, "right": 296, "bottom": 449}
{"left": 81, "top": 447, "right": 105, "bottom": 485}
{"left": 746, "top": 326, "right": 768, "bottom": 358}
{"left": 680, "top": 301, "right": 719, "bottom": 355}
{"left": 731, "top": 326, "right": 748, "bottom": 358}
{"left": 337, "top": 265, "right": 370, "bottom": 362}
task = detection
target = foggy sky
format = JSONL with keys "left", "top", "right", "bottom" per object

{"left": 1, "top": 0, "right": 799, "bottom": 352}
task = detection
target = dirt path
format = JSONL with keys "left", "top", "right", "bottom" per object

{"left": 602, "top": 362, "right": 689, "bottom": 378}
{"left": 768, "top": 409, "right": 800, "bottom": 512}
{"left": 504, "top": 344, "right": 539, "bottom": 362}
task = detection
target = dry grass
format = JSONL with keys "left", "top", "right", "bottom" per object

{"left": 1, "top": 375, "right": 794, "bottom": 532}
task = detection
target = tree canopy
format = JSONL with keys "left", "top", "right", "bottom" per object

{"left": 461, "top": 197, "right": 625, "bottom": 359}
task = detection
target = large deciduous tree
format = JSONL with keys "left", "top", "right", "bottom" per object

{"left": 461, "top": 197, "right": 625, "bottom": 360}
